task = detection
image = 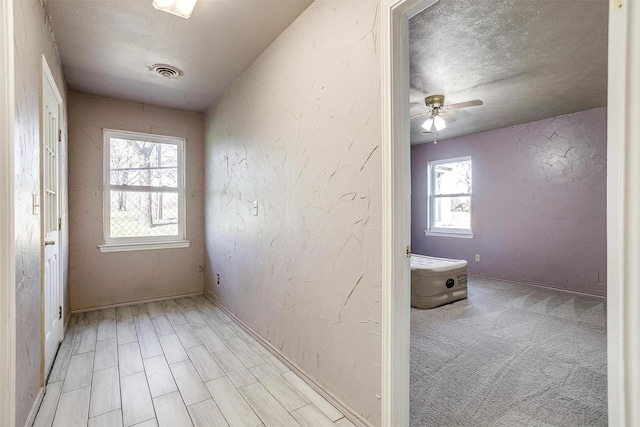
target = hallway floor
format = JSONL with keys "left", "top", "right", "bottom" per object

{"left": 33, "top": 295, "right": 356, "bottom": 427}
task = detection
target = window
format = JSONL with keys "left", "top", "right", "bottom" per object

{"left": 426, "top": 156, "right": 473, "bottom": 238}
{"left": 99, "top": 129, "right": 189, "bottom": 252}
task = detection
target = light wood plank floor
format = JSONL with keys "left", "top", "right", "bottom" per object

{"left": 33, "top": 295, "right": 357, "bottom": 427}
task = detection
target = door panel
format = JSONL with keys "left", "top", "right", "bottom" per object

{"left": 42, "top": 58, "right": 62, "bottom": 377}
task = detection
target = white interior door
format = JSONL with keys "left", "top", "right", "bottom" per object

{"left": 42, "top": 56, "right": 62, "bottom": 376}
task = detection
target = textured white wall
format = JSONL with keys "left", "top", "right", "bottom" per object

{"left": 204, "top": 1, "right": 383, "bottom": 424}
{"left": 68, "top": 91, "right": 205, "bottom": 310}
{"left": 13, "top": 1, "right": 68, "bottom": 426}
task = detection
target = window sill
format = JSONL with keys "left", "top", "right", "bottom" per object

{"left": 98, "top": 240, "right": 191, "bottom": 253}
{"left": 424, "top": 230, "right": 474, "bottom": 239}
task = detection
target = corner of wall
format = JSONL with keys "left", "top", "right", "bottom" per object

{"left": 13, "top": 1, "right": 69, "bottom": 426}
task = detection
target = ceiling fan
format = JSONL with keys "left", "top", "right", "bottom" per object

{"left": 411, "top": 95, "right": 483, "bottom": 134}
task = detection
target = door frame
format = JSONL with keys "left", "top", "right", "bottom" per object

{"left": 606, "top": 0, "right": 640, "bottom": 424}
{"left": 40, "top": 54, "right": 64, "bottom": 383}
{"left": 380, "top": 0, "right": 640, "bottom": 425}
{"left": 380, "top": 1, "right": 437, "bottom": 425}
{"left": 0, "top": 0, "right": 16, "bottom": 426}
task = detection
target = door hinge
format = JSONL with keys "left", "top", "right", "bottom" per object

{"left": 58, "top": 217, "right": 62, "bottom": 231}
{"left": 59, "top": 306, "right": 62, "bottom": 320}
{"left": 406, "top": 245, "right": 412, "bottom": 258}
{"left": 58, "top": 129, "right": 62, "bottom": 142}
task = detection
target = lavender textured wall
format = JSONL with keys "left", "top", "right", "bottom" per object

{"left": 411, "top": 107, "right": 607, "bottom": 296}
{"left": 204, "top": 2, "right": 382, "bottom": 424}
{"left": 14, "top": 1, "right": 68, "bottom": 425}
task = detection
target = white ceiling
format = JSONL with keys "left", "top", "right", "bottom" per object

{"left": 44, "top": 0, "right": 313, "bottom": 112}
{"left": 409, "top": 0, "right": 608, "bottom": 144}
{"left": 44, "top": 0, "right": 608, "bottom": 131}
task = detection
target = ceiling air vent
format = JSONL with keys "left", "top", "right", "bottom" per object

{"left": 151, "top": 64, "right": 183, "bottom": 78}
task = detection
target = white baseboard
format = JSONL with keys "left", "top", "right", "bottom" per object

{"left": 64, "top": 310, "right": 72, "bottom": 331}
{"left": 70, "top": 291, "right": 203, "bottom": 314}
{"left": 24, "top": 386, "right": 44, "bottom": 427}
{"left": 469, "top": 274, "right": 607, "bottom": 299}
{"left": 203, "top": 292, "right": 372, "bottom": 427}
{"left": 28, "top": 317, "right": 71, "bottom": 427}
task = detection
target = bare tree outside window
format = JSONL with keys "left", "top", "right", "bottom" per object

{"left": 103, "top": 130, "right": 185, "bottom": 243}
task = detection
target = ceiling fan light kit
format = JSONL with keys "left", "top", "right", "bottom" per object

{"left": 421, "top": 115, "right": 446, "bottom": 132}
{"left": 152, "top": 0, "right": 198, "bottom": 19}
{"left": 421, "top": 95, "right": 447, "bottom": 132}
{"left": 411, "top": 94, "right": 484, "bottom": 141}
{"left": 422, "top": 118, "right": 434, "bottom": 131}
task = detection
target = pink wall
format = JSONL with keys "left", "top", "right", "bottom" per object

{"left": 68, "top": 92, "right": 205, "bottom": 310}
{"left": 204, "top": 2, "right": 382, "bottom": 424}
{"left": 14, "top": 1, "right": 68, "bottom": 425}
{"left": 411, "top": 107, "right": 607, "bottom": 296}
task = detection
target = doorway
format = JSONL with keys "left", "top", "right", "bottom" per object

{"left": 408, "top": 1, "right": 607, "bottom": 424}
{"left": 0, "top": 0, "right": 16, "bottom": 425}
{"left": 380, "top": 0, "right": 640, "bottom": 425}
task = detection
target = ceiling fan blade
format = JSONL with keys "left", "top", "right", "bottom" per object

{"left": 410, "top": 111, "right": 429, "bottom": 120}
{"left": 446, "top": 99, "right": 483, "bottom": 110}
{"left": 439, "top": 112, "right": 457, "bottom": 123}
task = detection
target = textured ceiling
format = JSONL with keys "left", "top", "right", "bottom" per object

{"left": 44, "top": 0, "right": 313, "bottom": 112}
{"left": 409, "top": 0, "right": 608, "bottom": 144}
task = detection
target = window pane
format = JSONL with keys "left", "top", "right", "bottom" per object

{"left": 110, "top": 138, "right": 178, "bottom": 187}
{"left": 433, "top": 196, "right": 470, "bottom": 230}
{"left": 110, "top": 190, "right": 178, "bottom": 238}
{"left": 434, "top": 160, "right": 471, "bottom": 195}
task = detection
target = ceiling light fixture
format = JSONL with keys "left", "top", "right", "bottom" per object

{"left": 411, "top": 94, "right": 484, "bottom": 144}
{"left": 421, "top": 113, "right": 446, "bottom": 132}
{"left": 152, "top": 0, "right": 198, "bottom": 19}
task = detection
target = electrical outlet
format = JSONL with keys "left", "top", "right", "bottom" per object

{"left": 475, "top": 254, "right": 480, "bottom": 262}
{"left": 252, "top": 200, "right": 258, "bottom": 216}
{"left": 216, "top": 273, "right": 220, "bottom": 285}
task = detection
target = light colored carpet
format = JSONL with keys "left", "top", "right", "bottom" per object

{"left": 410, "top": 276, "right": 607, "bottom": 427}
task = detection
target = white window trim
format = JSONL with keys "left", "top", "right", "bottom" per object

{"left": 424, "top": 230, "right": 474, "bottom": 239}
{"left": 426, "top": 156, "right": 473, "bottom": 238}
{"left": 98, "top": 240, "right": 190, "bottom": 253}
{"left": 100, "top": 129, "right": 189, "bottom": 252}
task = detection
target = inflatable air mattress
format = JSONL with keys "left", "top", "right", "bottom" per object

{"left": 411, "top": 254, "right": 468, "bottom": 309}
